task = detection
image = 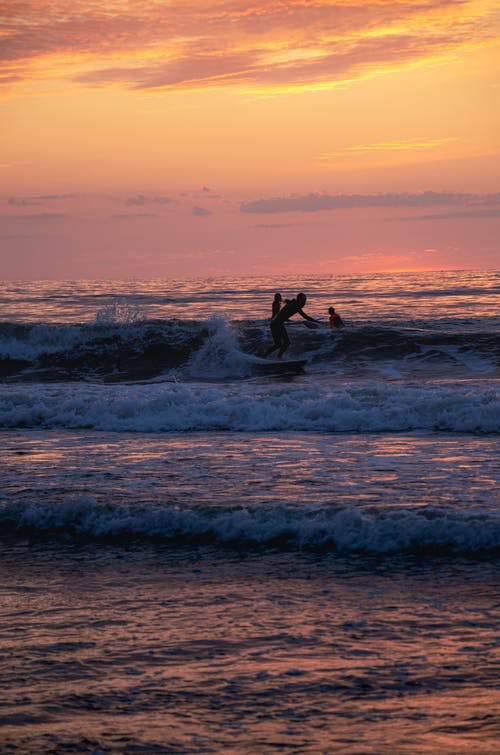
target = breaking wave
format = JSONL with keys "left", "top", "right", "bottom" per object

{"left": 0, "top": 317, "right": 499, "bottom": 383}
{"left": 0, "top": 379, "right": 498, "bottom": 433}
{"left": 1, "top": 496, "right": 498, "bottom": 555}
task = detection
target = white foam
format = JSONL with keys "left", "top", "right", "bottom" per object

{"left": 185, "top": 317, "right": 254, "bottom": 378}
{"left": 94, "top": 299, "right": 147, "bottom": 325}
{"left": 0, "top": 379, "right": 498, "bottom": 433}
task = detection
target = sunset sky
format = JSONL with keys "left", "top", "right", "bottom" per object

{"left": 1, "top": 0, "right": 499, "bottom": 278}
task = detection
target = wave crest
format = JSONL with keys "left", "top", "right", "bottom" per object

{"left": 1, "top": 496, "right": 498, "bottom": 555}
{"left": 0, "top": 380, "right": 498, "bottom": 433}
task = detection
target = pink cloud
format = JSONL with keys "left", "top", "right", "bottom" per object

{"left": 1, "top": 185, "right": 498, "bottom": 278}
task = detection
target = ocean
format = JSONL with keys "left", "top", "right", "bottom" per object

{"left": 0, "top": 270, "right": 499, "bottom": 753}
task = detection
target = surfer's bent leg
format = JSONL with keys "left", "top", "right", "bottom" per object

{"left": 264, "top": 321, "right": 282, "bottom": 357}
{"left": 277, "top": 326, "right": 290, "bottom": 358}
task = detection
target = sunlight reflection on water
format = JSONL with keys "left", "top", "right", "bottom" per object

{"left": 1, "top": 270, "right": 499, "bottom": 325}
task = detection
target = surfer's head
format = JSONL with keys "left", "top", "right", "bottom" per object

{"left": 297, "top": 292, "right": 307, "bottom": 306}
{"left": 274, "top": 292, "right": 282, "bottom": 301}
{"left": 329, "top": 307, "right": 335, "bottom": 315}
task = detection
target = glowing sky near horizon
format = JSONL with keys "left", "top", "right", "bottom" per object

{"left": 1, "top": 0, "right": 499, "bottom": 278}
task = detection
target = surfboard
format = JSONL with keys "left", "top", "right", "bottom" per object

{"left": 254, "top": 358, "right": 307, "bottom": 374}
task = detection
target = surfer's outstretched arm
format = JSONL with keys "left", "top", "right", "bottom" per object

{"left": 298, "top": 308, "right": 320, "bottom": 324}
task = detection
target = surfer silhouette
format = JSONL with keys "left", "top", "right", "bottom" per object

{"left": 328, "top": 307, "right": 345, "bottom": 329}
{"left": 264, "top": 292, "right": 320, "bottom": 359}
{"left": 272, "top": 292, "right": 282, "bottom": 318}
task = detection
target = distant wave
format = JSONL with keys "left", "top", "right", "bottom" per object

{"left": 1, "top": 497, "right": 498, "bottom": 555}
{"left": 0, "top": 380, "right": 498, "bottom": 433}
{"left": 0, "top": 318, "right": 499, "bottom": 383}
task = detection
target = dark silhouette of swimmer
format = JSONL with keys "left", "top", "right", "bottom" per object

{"left": 272, "top": 292, "right": 282, "bottom": 318}
{"left": 265, "top": 292, "right": 320, "bottom": 359}
{"left": 328, "top": 306, "right": 345, "bottom": 329}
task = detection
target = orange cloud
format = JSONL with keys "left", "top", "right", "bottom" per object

{"left": 1, "top": 1, "right": 497, "bottom": 96}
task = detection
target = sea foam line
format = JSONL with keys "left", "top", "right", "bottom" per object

{"left": 0, "top": 381, "right": 498, "bottom": 433}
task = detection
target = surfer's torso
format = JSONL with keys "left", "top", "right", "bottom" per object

{"left": 273, "top": 299, "right": 303, "bottom": 325}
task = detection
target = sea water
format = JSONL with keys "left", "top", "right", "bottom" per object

{"left": 0, "top": 271, "right": 499, "bottom": 753}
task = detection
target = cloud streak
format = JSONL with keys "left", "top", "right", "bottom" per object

{"left": 389, "top": 208, "right": 500, "bottom": 221}
{"left": 126, "top": 194, "right": 171, "bottom": 206}
{"left": 321, "top": 137, "right": 461, "bottom": 159}
{"left": 240, "top": 191, "right": 500, "bottom": 214}
{"left": 1, "top": 1, "right": 497, "bottom": 95}
{"left": 2, "top": 212, "right": 67, "bottom": 220}
{"left": 8, "top": 194, "right": 78, "bottom": 206}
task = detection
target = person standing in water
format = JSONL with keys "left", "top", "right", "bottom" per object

{"left": 265, "top": 292, "right": 320, "bottom": 359}
{"left": 272, "top": 293, "right": 282, "bottom": 318}
{"left": 328, "top": 306, "right": 345, "bottom": 329}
